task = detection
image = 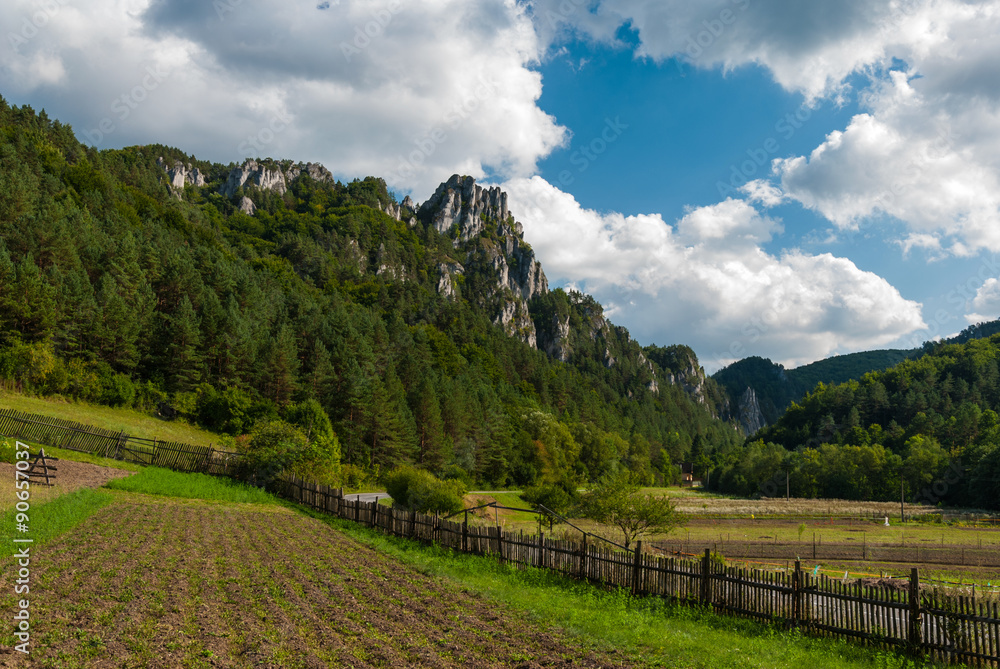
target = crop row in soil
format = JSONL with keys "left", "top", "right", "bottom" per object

{"left": 0, "top": 495, "right": 629, "bottom": 668}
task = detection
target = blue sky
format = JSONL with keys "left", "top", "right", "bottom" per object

{"left": 2, "top": 0, "right": 998, "bottom": 371}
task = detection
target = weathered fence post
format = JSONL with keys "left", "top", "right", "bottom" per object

{"left": 631, "top": 541, "right": 643, "bottom": 595}
{"left": 370, "top": 500, "right": 378, "bottom": 529}
{"left": 700, "top": 548, "right": 711, "bottom": 606}
{"left": 792, "top": 560, "right": 801, "bottom": 625}
{"left": 579, "top": 534, "right": 588, "bottom": 580}
{"left": 908, "top": 568, "right": 921, "bottom": 651}
{"left": 539, "top": 532, "right": 545, "bottom": 569}
{"left": 462, "top": 511, "right": 468, "bottom": 553}
{"left": 433, "top": 512, "right": 440, "bottom": 544}
{"left": 496, "top": 526, "right": 504, "bottom": 564}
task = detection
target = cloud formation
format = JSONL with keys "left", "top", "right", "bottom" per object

{"left": 503, "top": 176, "right": 926, "bottom": 371}
{"left": 1, "top": 0, "right": 567, "bottom": 198}
{"left": 547, "top": 0, "right": 1000, "bottom": 256}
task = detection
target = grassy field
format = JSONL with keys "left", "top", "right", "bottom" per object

{"left": 0, "top": 467, "right": 964, "bottom": 668}
{"left": 0, "top": 391, "right": 221, "bottom": 448}
{"left": 463, "top": 489, "right": 1000, "bottom": 586}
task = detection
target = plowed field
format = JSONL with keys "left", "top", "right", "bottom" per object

{"left": 1, "top": 494, "right": 628, "bottom": 668}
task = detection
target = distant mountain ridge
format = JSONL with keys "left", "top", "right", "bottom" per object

{"left": 713, "top": 320, "right": 1000, "bottom": 433}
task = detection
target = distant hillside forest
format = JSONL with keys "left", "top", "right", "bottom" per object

{"left": 0, "top": 98, "right": 742, "bottom": 489}
{"left": 710, "top": 336, "right": 1000, "bottom": 510}
{"left": 712, "top": 321, "right": 1000, "bottom": 427}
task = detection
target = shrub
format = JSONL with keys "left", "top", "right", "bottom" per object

{"left": 0, "top": 437, "right": 17, "bottom": 463}
{"left": 341, "top": 464, "right": 378, "bottom": 491}
{"left": 384, "top": 466, "right": 466, "bottom": 514}
{"left": 196, "top": 384, "right": 252, "bottom": 434}
{"left": 99, "top": 370, "right": 136, "bottom": 407}
{"left": 239, "top": 420, "right": 311, "bottom": 486}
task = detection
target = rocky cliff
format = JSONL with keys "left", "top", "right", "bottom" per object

{"left": 737, "top": 386, "right": 767, "bottom": 435}
{"left": 216, "top": 159, "right": 335, "bottom": 198}
{"left": 419, "top": 175, "right": 547, "bottom": 347}
{"left": 156, "top": 157, "right": 206, "bottom": 199}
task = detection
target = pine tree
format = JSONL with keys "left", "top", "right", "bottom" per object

{"left": 165, "top": 295, "right": 203, "bottom": 391}
{"left": 261, "top": 323, "right": 300, "bottom": 405}
{"left": 413, "top": 376, "right": 446, "bottom": 470}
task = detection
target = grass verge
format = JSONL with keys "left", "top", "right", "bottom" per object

{"left": 0, "top": 389, "right": 220, "bottom": 447}
{"left": 103, "top": 466, "right": 277, "bottom": 504}
{"left": 0, "top": 488, "right": 114, "bottom": 558}
{"left": 297, "top": 504, "right": 960, "bottom": 669}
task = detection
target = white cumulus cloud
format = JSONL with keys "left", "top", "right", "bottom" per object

{"left": 0, "top": 0, "right": 568, "bottom": 198}
{"left": 503, "top": 176, "right": 926, "bottom": 371}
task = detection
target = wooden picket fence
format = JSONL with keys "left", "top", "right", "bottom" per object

{"left": 0, "top": 409, "right": 242, "bottom": 475}
{"left": 4, "top": 409, "right": 999, "bottom": 667}
{"left": 282, "top": 477, "right": 1000, "bottom": 668}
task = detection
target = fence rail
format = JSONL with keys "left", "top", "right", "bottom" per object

{"left": 284, "top": 478, "right": 1000, "bottom": 667}
{"left": 0, "top": 408, "right": 241, "bottom": 475}
{"left": 4, "top": 408, "right": 999, "bottom": 667}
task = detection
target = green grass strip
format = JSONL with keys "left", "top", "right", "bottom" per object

{"left": 297, "top": 505, "right": 960, "bottom": 669}
{"left": 0, "top": 488, "right": 114, "bottom": 558}
{"left": 104, "top": 466, "right": 277, "bottom": 504}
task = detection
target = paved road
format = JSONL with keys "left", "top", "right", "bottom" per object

{"left": 345, "top": 492, "right": 392, "bottom": 504}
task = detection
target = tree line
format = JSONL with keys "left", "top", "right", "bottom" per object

{"left": 0, "top": 98, "right": 740, "bottom": 490}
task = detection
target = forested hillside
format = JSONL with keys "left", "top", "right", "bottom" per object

{"left": 713, "top": 321, "right": 1000, "bottom": 430}
{"left": 0, "top": 98, "right": 741, "bottom": 488}
{"left": 712, "top": 351, "right": 916, "bottom": 427}
{"left": 709, "top": 336, "right": 1000, "bottom": 509}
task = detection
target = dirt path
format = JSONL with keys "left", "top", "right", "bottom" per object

{"left": 0, "top": 460, "right": 133, "bottom": 510}
{"left": 0, "top": 495, "right": 631, "bottom": 668}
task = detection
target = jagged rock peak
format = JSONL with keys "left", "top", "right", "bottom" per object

{"left": 419, "top": 175, "right": 522, "bottom": 243}
{"left": 219, "top": 159, "right": 334, "bottom": 199}
{"left": 156, "top": 157, "right": 205, "bottom": 199}
{"left": 219, "top": 159, "right": 287, "bottom": 198}
{"left": 738, "top": 387, "right": 767, "bottom": 435}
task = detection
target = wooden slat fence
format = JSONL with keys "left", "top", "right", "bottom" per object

{"left": 0, "top": 408, "right": 241, "bottom": 475}
{"left": 280, "top": 478, "right": 1000, "bottom": 668}
{"left": 4, "top": 407, "right": 999, "bottom": 667}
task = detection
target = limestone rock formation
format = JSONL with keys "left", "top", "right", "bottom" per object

{"left": 436, "top": 262, "right": 464, "bottom": 300}
{"left": 419, "top": 175, "right": 519, "bottom": 244}
{"left": 219, "top": 159, "right": 287, "bottom": 198}
{"left": 156, "top": 157, "right": 206, "bottom": 199}
{"left": 738, "top": 387, "right": 767, "bottom": 435}
{"left": 218, "top": 160, "right": 334, "bottom": 199}
{"left": 422, "top": 175, "right": 548, "bottom": 348}
{"left": 238, "top": 196, "right": 256, "bottom": 216}
{"left": 541, "top": 312, "right": 571, "bottom": 362}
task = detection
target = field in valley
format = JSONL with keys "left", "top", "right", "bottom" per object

{"left": 465, "top": 488, "right": 1000, "bottom": 588}
{"left": 0, "top": 491, "right": 623, "bottom": 668}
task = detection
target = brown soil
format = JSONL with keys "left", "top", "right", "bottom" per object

{"left": 0, "top": 460, "right": 133, "bottom": 510}
{"left": 0, "top": 496, "right": 632, "bottom": 668}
